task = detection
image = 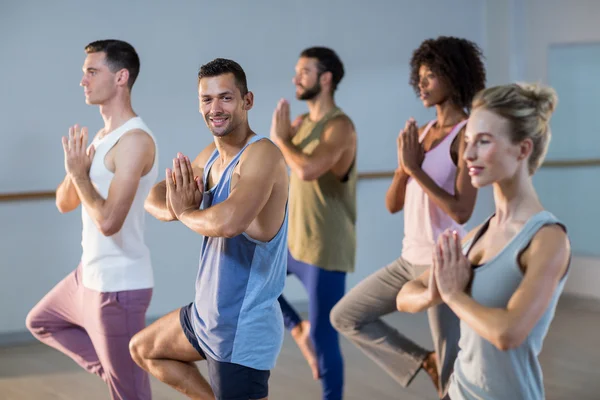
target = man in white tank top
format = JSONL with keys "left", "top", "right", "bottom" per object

{"left": 26, "top": 40, "right": 158, "bottom": 400}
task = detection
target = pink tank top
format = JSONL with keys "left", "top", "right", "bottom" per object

{"left": 401, "top": 119, "right": 468, "bottom": 265}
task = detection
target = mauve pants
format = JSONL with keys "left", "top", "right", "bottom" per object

{"left": 26, "top": 264, "right": 152, "bottom": 400}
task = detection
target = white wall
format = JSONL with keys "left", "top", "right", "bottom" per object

{"left": 513, "top": 0, "right": 600, "bottom": 299}
{"left": 0, "top": 0, "right": 500, "bottom": 336}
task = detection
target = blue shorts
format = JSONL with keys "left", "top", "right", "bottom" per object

{"left": 179, "top": 303, "right": 270, "bottom": 400}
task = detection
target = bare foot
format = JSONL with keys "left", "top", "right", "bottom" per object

{"left": 291, "top": 321, "right": 320, "bottom": 380}
{"left": 422, "top": 351, "right": 442, "bottom": 398}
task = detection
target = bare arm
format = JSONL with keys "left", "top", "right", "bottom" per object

{"left": 397, "top": 226, "right": 480, "bottom": 312}
{"left": 408, "top": 128, "right": 477, "bottom": 224}
{"left": 144, "top": 181, "right": 175, "bottom": 222}
{"left": 275, "top": 116, "right": 355, "bottom": 181}
{"left": 176, "top": 140, "right": 286, "bottom": 238}
{"left": 55, "top": 175, "right": 81, "bottom": 213}
{"left": 71, "top": 130, "right": 155, "bottom": 236}
{"left": 444, "top": 225, "right": 570, "bottom": 351}
{"left": 396, "top": 268, "right": 443, "bottom": 313}
{"left": 385, "top": 169, "right": 410, "bottom": 213}
{"left": 145, "top": 144, "right": 214, "bottom": 222}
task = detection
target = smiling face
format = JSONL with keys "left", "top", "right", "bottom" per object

{"left": 463, "top": 107, "right": 532, "bottom": 188}
{"left": 418, "top": 64, "right": 451, "bottom": 108}
{"left": 198, "top": 72, "right": 253, "bottom": 137}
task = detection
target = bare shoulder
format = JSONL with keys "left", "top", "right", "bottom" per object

{"left": 114, "top": 129, "right": 155, "bottom": 163}
{"left": 322, "top": 115, "right": 356, "bottom": 152}
{"left": 118, "top": 129, "right": 155, "bottom": 148}
{"left": 242, "top": 137, "right": 286, "bottom": 166}
{"left": 521, "top": 222, "right": 570, "bottom": 277}
{"left": 526, "top": 223, "right": 570, "bottom": 260}
{"left": 325, "top": 114, "right": 355, "bottom": 135}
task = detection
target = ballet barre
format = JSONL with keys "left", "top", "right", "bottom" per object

{"left": 1, "top": 158, "right": 599, "bottom": 202}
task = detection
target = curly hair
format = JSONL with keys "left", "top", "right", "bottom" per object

{"left": 409, "top": 36, "right": 486, "bottom": 111}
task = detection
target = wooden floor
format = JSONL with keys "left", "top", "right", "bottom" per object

{"left": 1, "top": 295, "right": 599, "bottom": 399}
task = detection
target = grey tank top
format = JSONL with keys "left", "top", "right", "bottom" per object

{"left": 448, "top": 210, "right": 569, "bottom": 400}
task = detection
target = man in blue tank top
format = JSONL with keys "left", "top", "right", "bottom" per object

{"left": 129, "top": 58, "right": 289, "bottom": 400}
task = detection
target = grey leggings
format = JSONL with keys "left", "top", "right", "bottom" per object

{"left": 330, "top": 256, "right": 460, "bottom": 396}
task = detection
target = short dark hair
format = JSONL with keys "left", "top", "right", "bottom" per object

{"left": 409, "top": 36, "right": 486, "bottom": 111}
{"left": 197, "top": 58, "right": 248, "bottom": 96}
{"left": 300, "top": 47, "right": 345, "bottom": 93}
{"left": 85, "top": 39, "right": 140, "bottom": 89}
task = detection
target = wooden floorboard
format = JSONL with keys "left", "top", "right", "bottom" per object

{"left": 0, "top": 296, "right": 598, "bottom": 399}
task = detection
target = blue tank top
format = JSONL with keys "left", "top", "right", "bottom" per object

{"left": 448, "top": 210, "right": 569, "bottom": 400}
{"left": 190, "top": 136, "right": 287, "bottom": 371}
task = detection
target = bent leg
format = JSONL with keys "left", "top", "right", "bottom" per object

{"left": 25, "top": 265, "right": 104, "bottom": 379}
{"left": 330, "top": 257, "right": 430, "bottom": 387}
{"left": 129, "top": 304, "right": 214, "bottom": 399}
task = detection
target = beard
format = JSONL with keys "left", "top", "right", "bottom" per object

{"left": 296, "top": 81, "right": 322, "bottom": 101}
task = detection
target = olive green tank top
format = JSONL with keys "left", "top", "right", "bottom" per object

{"left": 288, "top": 107, "right": 357, "bottom": 273}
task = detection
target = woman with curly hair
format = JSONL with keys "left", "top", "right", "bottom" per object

{"left": 331, "top": 36, "right": 486, "bottom": 398}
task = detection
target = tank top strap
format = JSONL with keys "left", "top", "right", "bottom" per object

{"left": 448, "top": 119, "right": 468, "bottom": 141}
{"left": 418, "top": 120, "right": 437, "bottom": 141}
{"left": 509, "top": 211, "right": 566, "bottom": 255}
{"left": 223, "top": 135, "right": 265, "bottom": 182}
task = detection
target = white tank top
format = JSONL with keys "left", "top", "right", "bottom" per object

{"left": 80, "top": 116, "right": 158, "bottom": 292}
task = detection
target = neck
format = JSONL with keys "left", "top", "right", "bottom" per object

{"left": 492, "top": 167, "right": 543, "bottom": 224}
{"left": 214, "top": 123, "right": 255, "bottom": 163}
{"left": 306, "top": 92, "right": 336, "bottom": 122}
{"left": 434, "top": 100, "right": 467, "bottom": 128}
{"left": 98, "top": 93, "right": 136, "bottom": 134}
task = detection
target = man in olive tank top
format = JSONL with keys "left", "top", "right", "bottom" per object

{"left": 270, "top": 46, "right": 357, "bottom": 400}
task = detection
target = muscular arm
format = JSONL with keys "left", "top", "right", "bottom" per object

{"left": 55, "top": 175, "right": 81, "bottom": 213}
{"left": 409, "top": 128, "right": 477, "bottom": 224}
{"left": 444, "top": 225, "right": 570, "bottom": 351}
{"left": 276, "top": 116, "right": 355, "bottom": 181}
{"left": 144, "top": 181, "right": 173, "bottom": 222}
{"left": 177, "top": 140, "right": 286, "bottom": 238}
{"left": 71, "top": 130, "right": 155, "bottom": 236}
{"left": 145, "top": 144, "right": 214, "bottom": 222}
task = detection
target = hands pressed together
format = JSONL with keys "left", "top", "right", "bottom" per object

{"left": 62, "top": 124, "right": 95, "bottom": 180}
{"left": 270, "top": 99, "right": 301, "bottom": 145}
{"left": 397, "top": 117, "right": 425, "bottom": 176}
{"left": 428, "top": 229, "right": 472, "bottom": 304}
{"left": 165, "top": 153, "right": 203, "bottom": 219}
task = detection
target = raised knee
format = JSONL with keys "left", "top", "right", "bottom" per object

{"left": 129, "top": 332, "right": 150, "bottom": 365}
{"left": 25, "top": 309, "right": 42, "bottom": 335}
{"left": 330, "top": 303, "right": 351, "bottom": 333}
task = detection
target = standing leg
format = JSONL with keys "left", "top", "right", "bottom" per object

{"left": 25, "top": 265, "right": 105, "bottom": 379}
{"left": 277, "top": 251, "right": 319, "bottom": 379}
{"left": 330, "top": 257, "right": 430, "bottom": 388}
{"left": 303, "top": 264, "right": 346, "bottom": 400}
{"left": 427, "top": 302, "right": 460, "bottom": 398}
{"left": 84, "top": 287, "right": 153, "bottom": 400}
{"left": 129, "top": 304, "right": 214, "bottom": 399}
